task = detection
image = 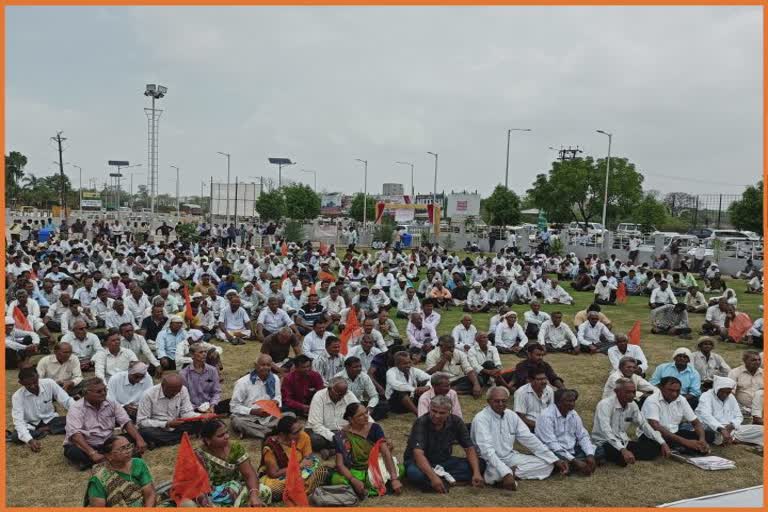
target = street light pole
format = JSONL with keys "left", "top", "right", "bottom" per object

{"left": 505, "top": 128, "right": 532, "bottom": 189}
{"left": 170, "top": 165, "right": 180, "bottom": 219}
{"left": 66, "top": 163, "right": 83, "bottom": 216}
{"left": 355, "top": 159, "right": 368, "bottom": 225}
{"left": 427, "top": 152, "right": 438, "bottom": 206}
{"left": 217, "top": 152, "right": 231, "bottom": 224}
{"left": 395, "top": 161, "right": 414, "bottom": 198}
{"left": 596, "top": 130, "right": 613, "bottom": 229}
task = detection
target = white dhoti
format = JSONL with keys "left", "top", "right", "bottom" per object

{"left": 483, "top": 452, "right": 554, "bottom": 484}
{"left": 217, "top": 328, "right": 252, "bottom": 339}
{"left": 734, "top": 425, "right": 764, "bottom": 447}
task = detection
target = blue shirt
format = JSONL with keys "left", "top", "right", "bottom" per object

{"left": 217, "top": 281, "right": 239, "bottom": 296}
{"left": 156, "top": 328, "right": 187, "bottom": 359}
{"left": 30, "top": 290, "right": 50, "bottom": 308}
{"left": 622, "top": 276, "right": 641, "bottom": 294}
{"left": 649, "top": 362, "right": 701, "bottom": 397}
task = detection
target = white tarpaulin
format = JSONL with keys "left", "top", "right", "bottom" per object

{"left": 658, "top": 486, "right": 763, "bottom": 507}
{"left": 394, "top": 209, "right": 414, "bottom": 223}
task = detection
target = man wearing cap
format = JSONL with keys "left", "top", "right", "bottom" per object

{"left": 494, "top": 311, "right": 528, "bottom": 355}
{"left": 388, "top": 277, "right": 408, "bottom": 308}
{"left": 106, "top": 363, "right": 154, "bottom": 421}
{"left": 464, "top": 282, "right": 490, "bottom": 313}
{"left": 695, "top": 375, "right": 763, "bottom": 447}
{"left": 369, "top": 285, "right": 391, "bottom": 311}
{"left": 649, "top": 348, "right": 702, "bottom": 409}
{"left": 175, "top": 329, "right": 223, "bottom": 369}
{"left": 155, "top": 316, "right": 188, "bottom": 371}
{"left": 180, "top": 342, "right": 226, "bottom": 414}
{"left": 594, "top": 276, "right": 616, "bottom": 305}
{"left": 406, "top": 313, "right": 438, "bottom": 363}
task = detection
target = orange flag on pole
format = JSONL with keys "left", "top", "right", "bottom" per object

{"left": 283, "top": 441, "right": 309, "bottom": 507}
{"left": 170, "top": 432, "right": 211, "bottom": 506}
{"left": 367, "top": 438, "right": 387, "bottom": 496}
{"left": 616, "top": 282, "right": 628, "bottom": 304}
{"left": 183, "top": 284, "right": 194, "bottom": 321}
{"left": 253, "top": 399, "right": 282, "bottom": 418}
{"left": 281, "top": 241, "right": 288, "bottom": 256}
{"left": 13, "top": 307, "right": 32, "bottom": 332}
{"left": 339, "top": 308, "right": 360, "bottom": 356}
{"left": 628, "top": 320, "right": 641, "bottom": 345}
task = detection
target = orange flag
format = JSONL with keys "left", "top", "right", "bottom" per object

{"left": 728, "top": 313, "right": 753, "bottom": 343}
{"left": 318, "top": 270, "right": 336, "bottom": 283}
{"left": 283, "top": 441, "right": 309, "bottom": 507}
{"left": 319, "top": 242, "right": 328, "bottom": 256}
{"left": 309, "top": 283, "right": 317, "bottom": 295}
{"left": 281, "top": 241, "right": 288, "bottom": 256}
{"left": 252, "top": 399, "right": 282, "bottom": 418}
{"left": 183, "top": 284, "right": 194, "bottom": 321}
{"left": 616, "top": 282, "right": 628, "bottom": 304}
{"left": 339, "top": 308, "right": 360, "bottom": 356}
{"left": 628, "top": 320, "right": 641, "bottom": 345}
{"left": 13, "top": 307, "right": 32, "bottom": 332}
{"left": 170, "top": 432, "right": 211, "bottom": 506}
{"left": 367, "top": 438, "right": 387, "bottom": 496}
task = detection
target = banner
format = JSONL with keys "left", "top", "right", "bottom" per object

{"left": 394, "top": 209, "right": 415, "bottom": 223}
{"left": 81, "top": 199, "right": 102, "bottom": 208}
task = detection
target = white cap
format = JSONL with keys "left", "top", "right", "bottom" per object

{"left": 169, "top": 282, "right": 180, "bottom": 291}
{"left": 5, "top": 316, "right": 15, "bottom": 325}
{"left": 192, "top": 292, "right": 203, "bottom": 299}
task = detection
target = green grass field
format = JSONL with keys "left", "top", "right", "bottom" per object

{"left": 4, "top": 273, "right": 764, "bottom": 507}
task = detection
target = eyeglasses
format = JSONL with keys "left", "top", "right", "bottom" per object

{"left": 114, "top": 443, "right": 134, "bottom": 453}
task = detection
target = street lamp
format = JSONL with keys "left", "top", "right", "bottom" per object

{"left": 217, "top": 152, "right": 231, "bottom": 224}
{"left": 300, "top": 169, "right": 317, "bottom": 192}
{"left": 355, "top": 159, "right": 368, "bottom": 225}
{"left": 268, "top": 158, "right": 295, "bottom": 188}
{"left": 596, "top": 130, "right": 613, "bottom": 229}
{"left": 144, "top": 84, "right": 168, "bottom": 214}
{"left": 170, "top": 165, "right": 180, "bottom": 218}
{"left": 395, "top": 161, "right": 414, "bottom": 198}
{"left": 129, "top": 170, "right": 145, "bottom": 211}
{"left": 65, "top": 162, "right": 83, "bottom": 215}
{"left": 505, "top": 128, "right": 531, "bottom": 189}
{"left": 427, "top": 152, "right": 438, "bottom": 206}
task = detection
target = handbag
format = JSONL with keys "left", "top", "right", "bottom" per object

{"left": 309, "top": 485, "right": 361, "bottom": 507}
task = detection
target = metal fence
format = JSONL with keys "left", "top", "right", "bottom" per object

{"left": 666, "top": 193, "right": 742, "bottom": 230}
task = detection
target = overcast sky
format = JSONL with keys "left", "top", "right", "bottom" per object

{"left": 6, "top": 6, "right": 762, "bottom": 200}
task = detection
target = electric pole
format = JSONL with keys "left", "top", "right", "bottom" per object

{"left": 51, "top": 131, "right": 67, "bottom": 221}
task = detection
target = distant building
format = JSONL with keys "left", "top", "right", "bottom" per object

{"left": 383, "top": 183, "right": 404, "bottom": 196}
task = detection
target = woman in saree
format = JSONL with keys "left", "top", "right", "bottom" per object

{"left": 258, "top": 415, "right": 329, "bottom": 500}
{"left": 191, "top": 420, "right": 269, "bottom": 507}
{"left": 330, "top": 403, "right": 404, "bottom": 498}
{"left": 85, "top": 436, "right": 157, "bottom": 507}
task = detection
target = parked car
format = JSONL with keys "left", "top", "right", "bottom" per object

{"left": 687, "top": 228, "right": 713, "bottom": 239}
{"left": 616, "top": 223, "right": 657, "bottom": 236}
{"left": 568, "top": 221, "right": 604, "bottom": 236}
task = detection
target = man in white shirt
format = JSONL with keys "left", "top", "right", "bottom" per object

{"left": 607, "top": 335, "right": 648, "bottom": 375}
{"left": 406, "top": 313, "right": 438, "bottom": 363}
{"left": 494, "top": 311, "right": 528, "bottom": 355}
{"left": 507, "top": 275, "right": 532, "bottom": 305}
{"left": 124, "top": 288, "right": 152, "bottom": 323}
{"left": 649, "top": 280, "right": 678, "bottom": 309}
{"left": 487, "top": 280, "right": 509, "bottom": 309}
{"left": 577, "top": 312, "right": 616, "bottom": 354}
{"left": 307, "top": 376, "right": 360, "bottom": 452}
{"left": 602, "top": 357, "right": 657, "bottom": 400}
{"left": 467, "top": 331, "right": 504, "bottom": 388}
{"left": 136, "top": 374, "right": 199, "bottom": 448}
{"left": 104, "top": 299, "right": 138, "bottom": 330}
{"left": 218, "top": 296, "right": 251, "bottom": 345}
{"left": 312, "top": 336, "right": 346, "bottom": 385}
{"left": 451, "top": 315, "right": 478, "bottom": 351}
{"left": 106, "top": 363, "right": 154, "bottom": 420}
{"left": 230, "top": 354, "right": 282, "bottom": 439}
{"left": 421, "top": 300, "right": 441, "bottom": 331}
{"left": 535, "top": 389, "right": 596, "bottom": 475}
{"left": 464, "top": 282, "right": 490, "bottom": 313}
{"left": 641, "top": 376, "right": 713, "bottom": 455}
{"left": 513, "top": 368, "right": 554, "bottom": 431}
{"left": 255, "top": 296, "right": 297, "bottom": 340}
{"left": 703, "top": 299, "right": 730, "bottom": 339}
{"left": 60, "top": 320, "right": 102, "bottom": 372}
{"left": 335, "top": 357, "right": 386, "bottom": 420}
{"left": 93, "top": 331, "right": 138, "bottom": 383}
{"left": 592, "top": 378, "right": 671, "bottom": 466}
{"left": 425, "top": 335, "right": 482, "bottom": 397}
{"left": 396, "top": 286, "right": 422, "bottom": 319}
{"left": 695, "top": 376, "right": 763, "bottom": 447}
{"left": 321, "top": 286, "right": 346, "bottom": 330}
{"left": 386, "top": 351, "right": 431, "bottom": 415}
{"left": 471, "top": 386, "right": 566, "bottom": 489}
{"left": 537, "top": 312, "right": 578, "bottom": 354}
{"left": 347, "top": 334, "right": 382, "bottom": 373}
{"left": 119, "top": 323, "right": 161, "bottom": 374}
{"left": 301, "top": 319, "right": 333, "bottom": 360}
{"left": 523, "top": 301, "right": 551, "bottom": 339}
{"left": 11, "top": 367, "right": 73, "bottom": 452}
{"left": 594, "top": 276, "right": 616, "bottom": 305}
{"left": 36, "top": 341, "right": 83, "bottom": 395}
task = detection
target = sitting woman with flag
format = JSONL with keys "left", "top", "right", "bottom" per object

{"left": 85, "top": 435, "right": 158, "bottom": 507}
{"left": 330, "top": 402, "right": 404, "bottom": 498}
{"left": 258, "top": 415, "right": 329, "bottom": 501}
{"left": 192, "top": 420, "right": 270, "bottom": 507}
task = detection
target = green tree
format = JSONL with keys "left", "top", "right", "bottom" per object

{"left": 5, "top": 151, "right": 28, "bottom": 199}
{"left": 728, "top": 181, "right": 763, "bottom": 235}
{"left": 348, "top": 193, "right": 376, "bottom": 223}
{"left": 633, "top": 194, "right": 668, "bottom": 233}
{"left": 282, "top": 184, "right": 320, "bottom": 220}
{"left": 481, "top": 185, "right": 521, "bottom": 226}
{"left": 255, "top": 189, "right": 286, "bottom": 222}
{"left": 526, "top": 156, "right": 644, "bottom": 228}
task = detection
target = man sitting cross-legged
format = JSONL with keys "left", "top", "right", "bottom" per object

{"left": 535, "top": 389, "right": 597, "bottom": 476}
{"left": 136, "top": 374, "right": 200, "bottom": 448}
{"left": 11, "top": 367, "right": 73, "bottom": 452}
{"left": 385, "top": 350, "right": 431, "bottom": 415}
{"left": 425, "top": 335, "right": 482, "bottom": 397}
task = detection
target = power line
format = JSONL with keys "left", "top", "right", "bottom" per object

{"left": 642, "top": 171, "right": 751, "bottom": 189}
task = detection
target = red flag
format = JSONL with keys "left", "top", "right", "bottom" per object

{"left": 628, "top": 320, "right": 641, "bottom": 345}
{"left": 281, "top": 241, "right": 288, "bottom": 256}
{"left": 319, "top": 242, "right": 328, "bottom": 256}
{"left": 318, "top": 270, "right": 335, "bottom": 283}
{"left": 616, "top": 282, "right": 628, "bottom": 304}
{"left": 728, "top": 313, "right": 753, "bottom": 343}
{"left": 183, "top": 284, "right": 194, "bottom": 321}
{"left": 13, "top": 307, "right": 32, "bottom": 332}
{"left": 170, "top": 432, "right": 211, "bottom": 506}
{"left": 252, "top": 399, "right": 282, "bottom": 418}
{"left": 339, "top": 308, "right": 360, "bottom": 356}
{"left": 367, "top": 438, "right": 387, "bottom": 496}
{"left": 283, "top": 441, "right": 309, "bottom": 507}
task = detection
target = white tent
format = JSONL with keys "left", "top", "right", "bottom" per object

{"left": 658, "top": 486, "right": 763, "bottom": 507}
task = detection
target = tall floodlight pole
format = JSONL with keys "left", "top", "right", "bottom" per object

{"left": 144, "top": 84, "right": 168, "bottom": 214}
{"left": 301, "top": 169, "right": 317, "bottom": 192}
{"left": 66, "top": 162, "right": 83, "bottom": 215}
{"left": 268, "top": 158, "right": 295, "bottom": 188}
{"left": 170, "top": 165, "right": 180, "bottom": 219}
{"left": 355, "top": 159, "right": 368, "bottom": 225}
{"left": 505, "top": 128, "right": 532, "bottom": 189}
{"left": 427, "top": 152, "right": 438, "bottom": 206}
{"left": 395, "top": 161, "right": 414, "bottom": 198}
{"left": 596, "top": 130, "right": 613, "bottom": 229}
{"left": 217, "top": 152, "right": 231, "bottom": 224}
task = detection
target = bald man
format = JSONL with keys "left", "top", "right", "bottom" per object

{"left": 136, "top": 374, "right": 200, "bottom": 448}
{"left": 230, "top": 354, "right": 283, "bottom": 439}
